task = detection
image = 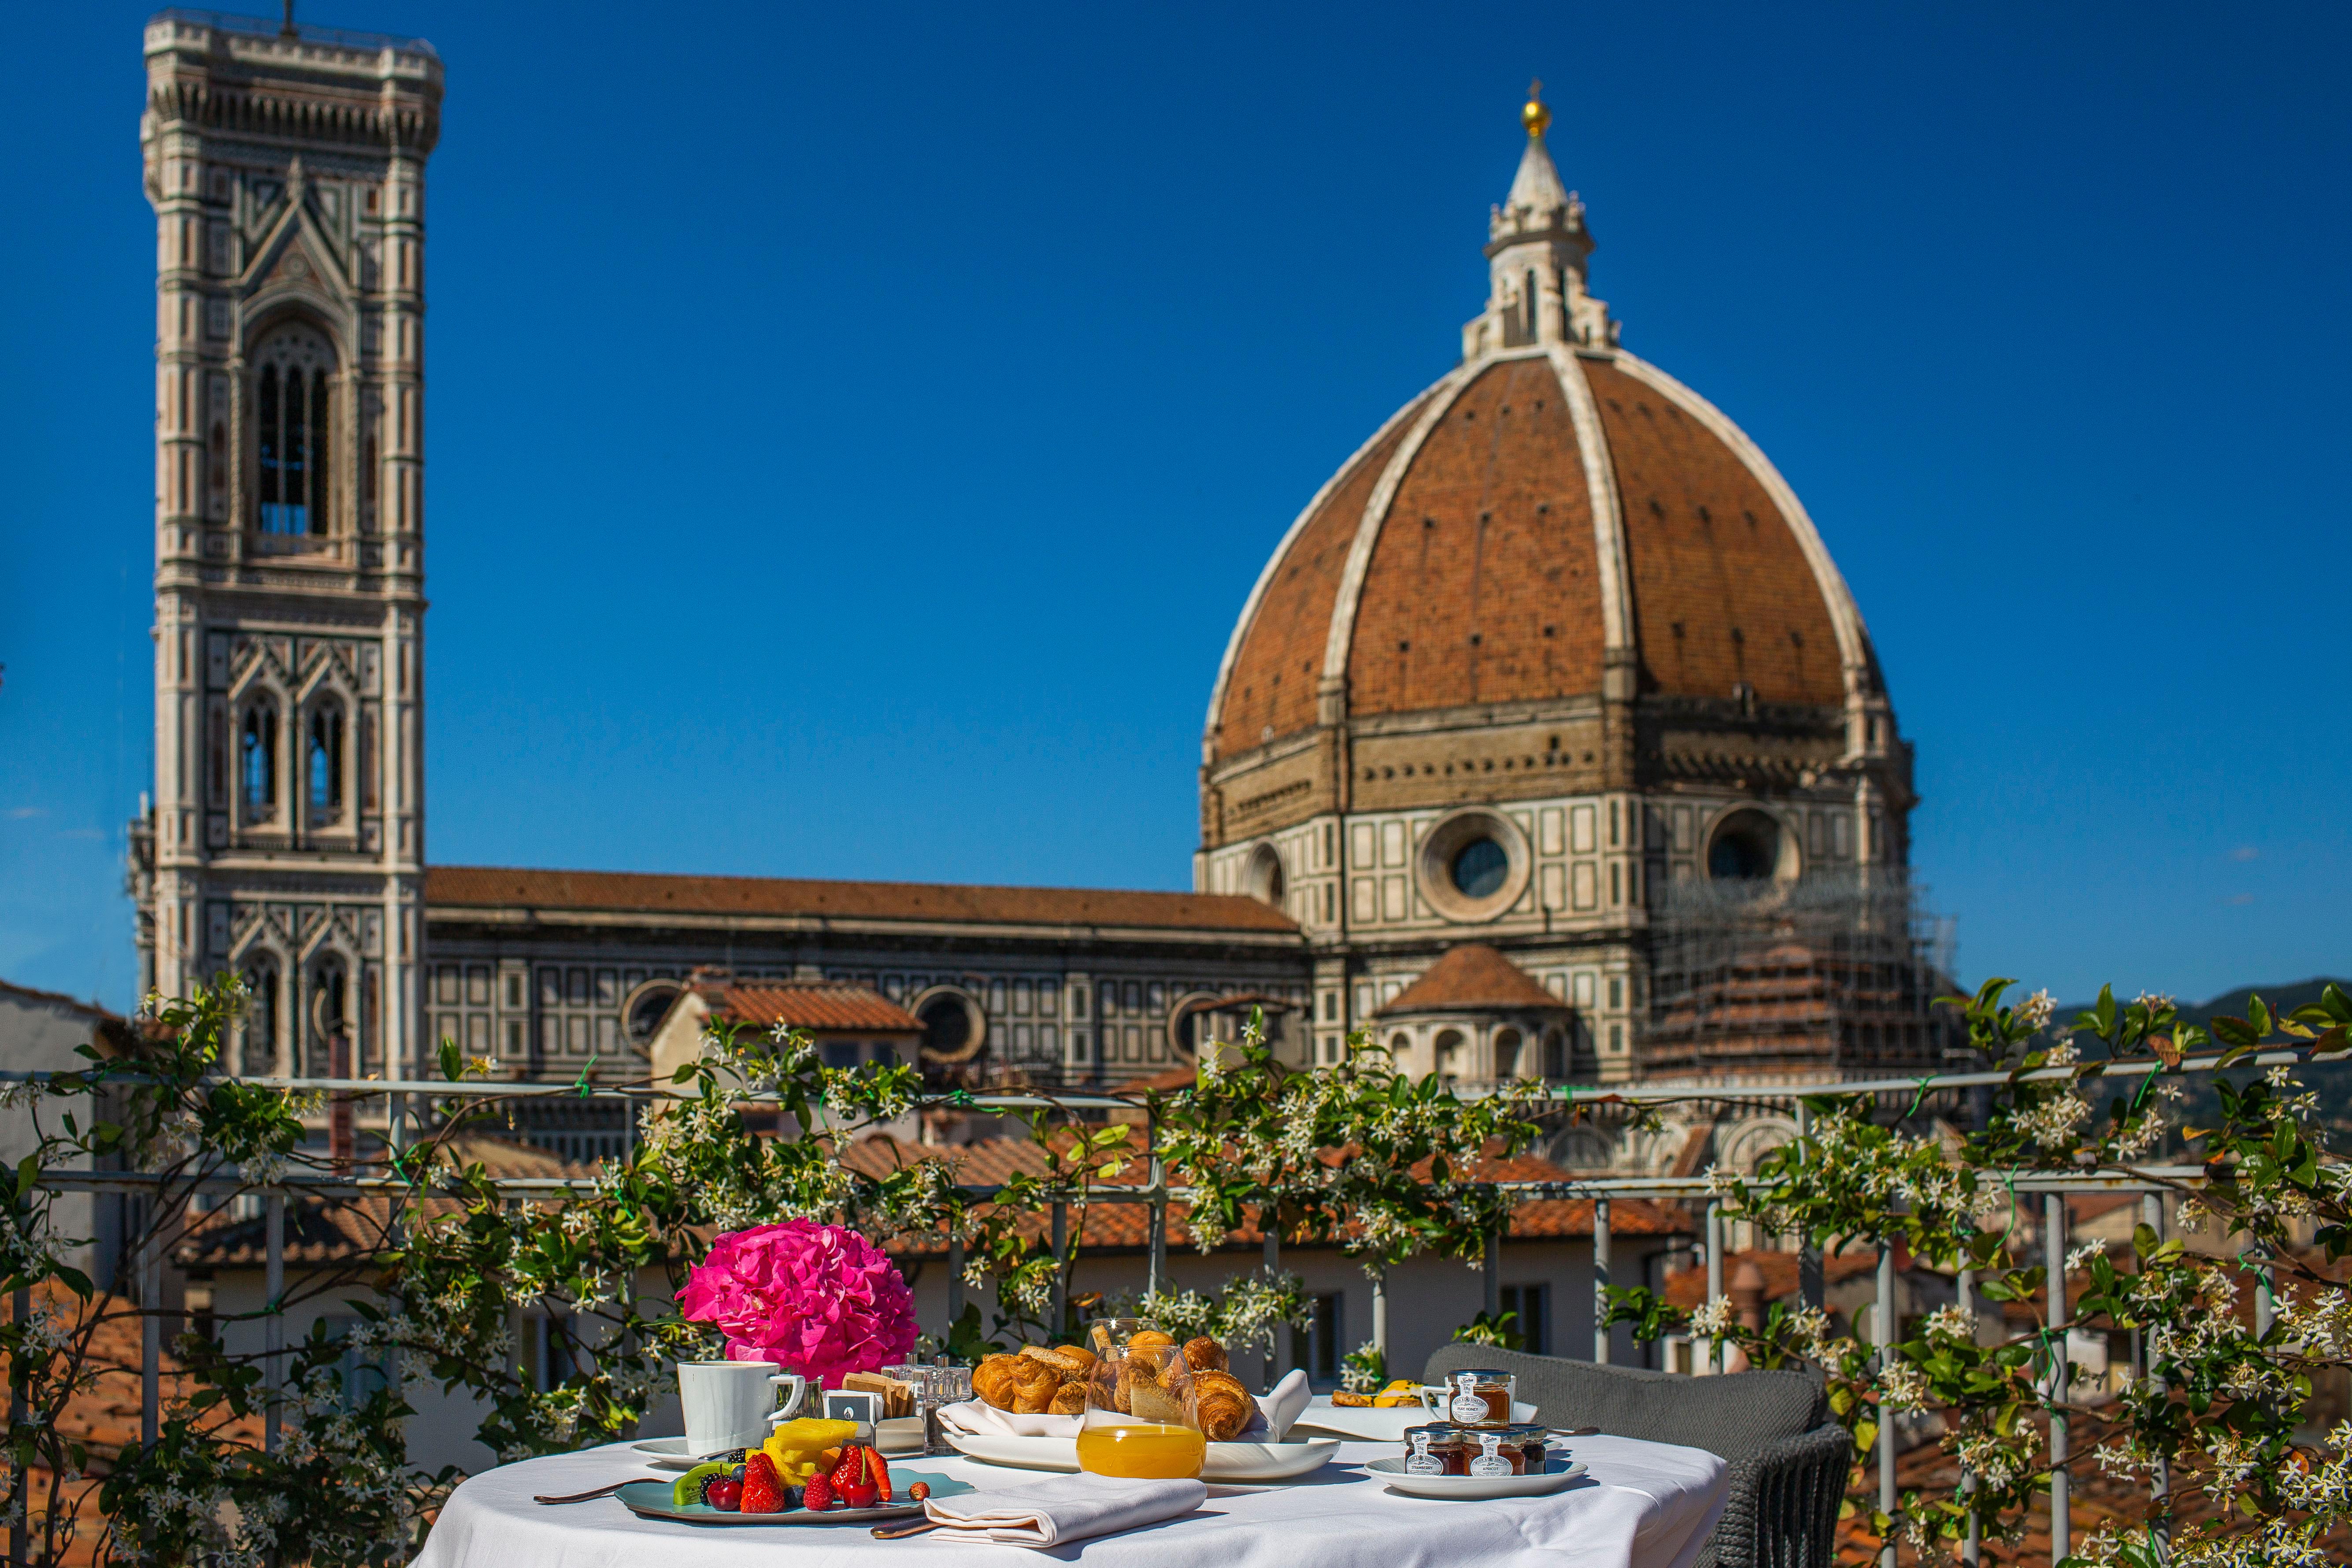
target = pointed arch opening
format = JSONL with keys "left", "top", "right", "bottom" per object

{"left": 252, "top": 324, "right": 336, "bottom": 537}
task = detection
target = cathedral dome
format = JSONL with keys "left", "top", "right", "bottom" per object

{"left": 1205, "top": 98, "right": 1880, "bottom": 772}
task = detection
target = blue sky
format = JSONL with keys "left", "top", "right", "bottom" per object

{"left": 3, "top": 1, "right": 2346, "bottom": 1013}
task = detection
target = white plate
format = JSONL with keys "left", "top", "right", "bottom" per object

{"left": 945, "top": 1430, "right": 1341, "bottom": 1483}
{"left": 1366, "top": 1456, "right": 1588, "bottom": 1500}
{"left": 1288, "top": 1397, "right": 1541, "bottom": 1442}
{"left": 629, "top": 1437, "right": 705, "bottom": 1471}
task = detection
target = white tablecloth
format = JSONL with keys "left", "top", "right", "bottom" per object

{"left": 412, "top": 1436, "right": 1728, "bottom": 1568}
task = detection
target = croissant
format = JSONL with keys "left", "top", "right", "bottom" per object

{"left": 1190, "top": 1370, "right": 1253, "bottom": 1442}
{"left": 1047, "top": 1381, "right": 1089, "bottom": 1415}
{"left": 1181, "top": 1336, "right": 1228, "bottom": 1373}
{"left": 972, "top": 1354, "right": 1026, "bottom": 1409}
{"left": 1007, "top": 1358, "right": 1063, "bottom": 1413}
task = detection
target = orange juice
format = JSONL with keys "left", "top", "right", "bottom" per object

{"left": 1075, "top": 1422, "right": 1207, "bottom": 1479}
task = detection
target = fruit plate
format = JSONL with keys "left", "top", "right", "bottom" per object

{"left": 612, "top": 1474, "right": 972, "bottom": 1525}
{"left": 1364, "top": 1456, "right": 1589, "bottom": 1500}
{"left": 1289, "top": 1397, "right": 1541, "bottom": 1443}
{"left": 944, "top": 1431, "right": 1341, "bottom": 1483}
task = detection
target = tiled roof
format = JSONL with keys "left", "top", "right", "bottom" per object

{"left": 850, "top": 1136, "right": 1689, "bottom": 1257}
{"left": 427, "top": 866, "right": 1299, "bottom": 935}
{"left": 705, "top": 979, "right": 921, "bottom": 1034}
{"left": 1377, "top": 945, "right": 1567, "bottom": 1016}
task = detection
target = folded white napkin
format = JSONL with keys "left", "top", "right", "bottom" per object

{"left": 937, "top": 1398, "right": 1083, "bottom": 1438}
{"left": 922, "top": 1475, "right": 1207, "bottom": 1547}
{"left": 1250, "top": 1369, "right": 1310, "bottom": 1441}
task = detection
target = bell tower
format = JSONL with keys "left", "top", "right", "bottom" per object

{"left": 130, "top": 10, "right": 441, "bottom": 1082}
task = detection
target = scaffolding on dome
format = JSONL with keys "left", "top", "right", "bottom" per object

{"left": 1638, "top": 871, "right": 1962, "bottom": 1084}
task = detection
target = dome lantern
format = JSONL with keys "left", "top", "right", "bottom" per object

{"left": 1467, "top": 85, "right": 1615, "bottom": 359}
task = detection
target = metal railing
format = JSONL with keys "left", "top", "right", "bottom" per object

{"left": 10, "top": 1055, "right": 2275, "bottom": 1567}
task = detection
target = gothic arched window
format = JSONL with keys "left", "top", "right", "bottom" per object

{"left": 253, "top": 326, "right": 335, "bottom": 536}
{"left": 307, "top": 703, "right": 344, "bottom": 824}
{"left": 241, "top": 958, "right": 280, "bottom": 1075}
{"left": 240, "top": 703, "right": 278, "bottom": 820}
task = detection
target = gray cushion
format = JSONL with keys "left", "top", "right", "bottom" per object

{"left": 1423, "top": 1345, "right": 1826, "bottom": 1465}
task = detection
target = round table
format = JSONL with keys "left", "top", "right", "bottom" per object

{"left": 413, "top": 1435, "right": 1727, "bottom": 1568}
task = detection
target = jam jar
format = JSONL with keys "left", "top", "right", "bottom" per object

{"left": 1495, "top": 1421, "right": 1550, "bottom": 1472}
{"left": 1441, "top": 1368, "right": 1517, "bottom": 1427}
{"left": 1464, "top": 1429, "right": 1526, "bottom": 1477}
{"left": 1401, "top": 1423, "right": 1470, "bottom": 1476}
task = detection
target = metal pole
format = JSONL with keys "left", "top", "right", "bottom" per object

{"left": 140, "top": 1232, "right": 159, "bottom": 1447}
{"left": 1264, "top": 1220, "right": 1285, "bottom": 1384}
{"left": 945, "top": 1231, "right": 964, "bottom": 1330}
{"left": 1371, "top": 1269, "right": 1389, "bottom": 1374}
{"left": 2141, "top": 1191, "right": 2169, "bottom": 1558}
{"left": 1049, "top": 1200, "right": 1068, "bottom": 1339}
{"left": 2045, "top": 1192, "right": 2069, "bottom": 1563}
{"left": 1592, "top": 1197, "right": 1612, "bottom": 1364}
{"left": 1876, "top": 1239, "right": 1895, "bottom": 1568}
{"left": 1146, "top": 1153, "right": 1167, "bottom": 1300}
{"left": 1704, "top": 1199, "right": 1723, "bottom": 1374}
{"left": 265, "top": 1190, "right": 285, "bottom": 1453}
{"left": 1482, "top": 1227, "right": 1501, "bottom": 1320}
{"left": 1957, "top": 1264, "right": 1979, "bottom": 1568}
{"left": 10, "top": 1286, "right": 28, "bottom": 1568}
{"left": 1796, "top": 1103, "right": 1823, "bottom": 1311}
{"left": 2252, "top": 1241, "right": 2275, "bottom": 1338}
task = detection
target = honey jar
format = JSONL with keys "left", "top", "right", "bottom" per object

{"left": 1440, "top": 1368, "right": 1517, "bottom": 1427}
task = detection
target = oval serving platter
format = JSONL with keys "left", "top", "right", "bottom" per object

{"left": 1364, "top": 1456, "right": 1588, "bottom": 1500}
{"left": 613, "top": 1474, "right": 972, "bottom": 1526}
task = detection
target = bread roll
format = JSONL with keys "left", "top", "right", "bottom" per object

{"left": 973, "top": 1354, "right": 1026, "bottom": 1410}
{"left": 1047, "top": 1380, "right": 1089, "bottom": 1416}
{"left": 1126, "top": 1329, "right": 1176, "bottom": 1354}
{"left": 1023, "top": 1344, "right": 1094, "bottom": 1380}
{"left": 1181, "top": 1336, "right": 1227, "bottom": 1373}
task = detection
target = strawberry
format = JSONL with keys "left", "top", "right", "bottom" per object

{"left": 906, "top": 1481, "right": 931, "bottom": 1503}
{"left": 864, "top": 1446, "right": 893, "bottom": 1504}
{"left": 801, "top": 1471, "right": 836, "bottom": 1511}
{"left": 739, "top": 1453, "right": 785, "bottom": 1515}
{"left": 828, "top": 1446, "right": 867, "bottom": 1491}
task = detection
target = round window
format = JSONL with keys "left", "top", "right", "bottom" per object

{"left": 919, "top": 996, "right": 971, "bottom": 1056}
{"left": 1451, "top": 837, "right": 1509, "bottom": 898}
{"left": 1708, "top": 812, "right": 1782, "bottom": 881}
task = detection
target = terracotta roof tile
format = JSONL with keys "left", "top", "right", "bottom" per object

{"left": 427, "top": 866, "right": 1299, "bottom": 935}
{"left": 1376, "top": 945, "right": 1567, "bottom": 1015}
{"left": 1582, "top": 359, "right": 1845, "bottom": 706}
{"left": 1216, "top": 393, "right": 1433, "bottom": 756}
{"left": 707, "top": 980, "right": 921, "bottom": 1034}
{"left": 1346, "top": 359, "right": 1605, "bottom": 719}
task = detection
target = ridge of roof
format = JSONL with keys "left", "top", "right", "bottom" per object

{"left": 426, "top": 865, "right": 1300, "bottom": 935}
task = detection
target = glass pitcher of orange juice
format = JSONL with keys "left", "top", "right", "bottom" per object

{"left": 1075, "top": 1342, "right": 1205, "bottom": 1479}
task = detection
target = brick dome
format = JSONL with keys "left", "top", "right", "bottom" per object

{"left": 1207, "top": 343, "right": 1877, "bottom": 761}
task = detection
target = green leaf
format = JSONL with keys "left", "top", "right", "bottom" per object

{"left": 2211, "top": 1015, "right": 2259, "bottom": 1048}
{"left": 439, "top": 1035, "right": 464, "bottom": 1082}
{"left": 2322, "top": 982, "right": 2352, "bottom": 1023}
{"left": 2247, "top": 996, "right": 2274, "bottom": 1037}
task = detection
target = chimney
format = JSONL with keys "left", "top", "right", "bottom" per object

{"left": 1730, "top": 1259, "right": 1767, "bottom": 1331}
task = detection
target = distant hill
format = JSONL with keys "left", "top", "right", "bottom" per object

{"left": 2052, "top": 977, "right": 2352, "bottom": 1145}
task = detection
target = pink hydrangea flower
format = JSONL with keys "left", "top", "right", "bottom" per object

{"left": 676, "top": 1219, "right": 918, "bottom": 1387}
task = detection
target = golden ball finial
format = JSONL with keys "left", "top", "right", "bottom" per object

{"left": 1522, "top": 78, "right": 1550, "bottom": 139}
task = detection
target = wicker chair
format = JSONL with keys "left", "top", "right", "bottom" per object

{"left": 1424, "top": 1345, "right": 1848, "bottom": 1568}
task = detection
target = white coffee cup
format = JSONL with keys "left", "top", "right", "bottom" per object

{"left": 679, "top": 1361, "right": 806, "bottom": 1456}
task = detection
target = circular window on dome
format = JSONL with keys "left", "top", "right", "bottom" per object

{"left": 1706, "top": 808, "right": 1793, "bottom": 884}
{"left": 1415, "top": 808, "right": 1531, "bottom": 923}
{"left": 1452, "top": 838, "right": 1509, "bottom": 898}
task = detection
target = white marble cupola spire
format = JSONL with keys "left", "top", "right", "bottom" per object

{"left": 1463, "top": 82, "right": 1619, "bottom": 360}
